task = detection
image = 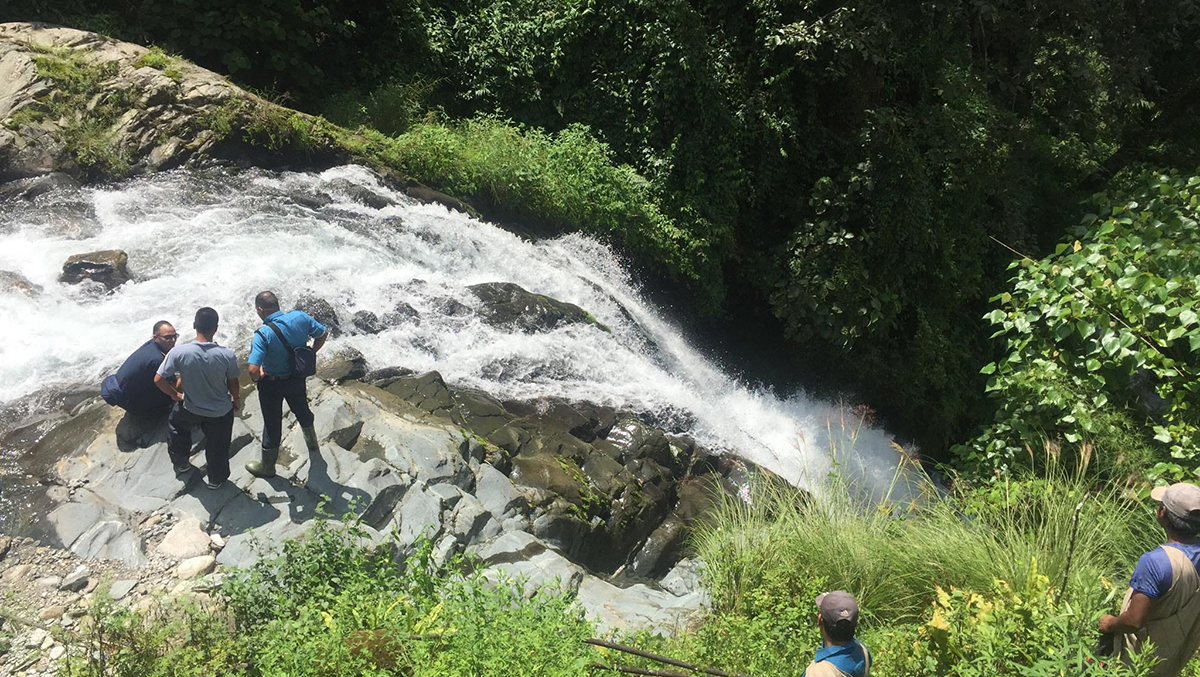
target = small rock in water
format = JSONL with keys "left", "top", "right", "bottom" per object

{"left": 176, "top": 555, "right": 216, "bottom": 581}
{"left": 352, "top": 310, "right": 385, "bottom": 335}
{"left": 294, "top": 294, "right": 341, "bottom": 336}
{"left": 59, "top": 249, "right": 129, "bottom": 290}
{"left": 59, "top": 565, "right": 89, "bottom": 592}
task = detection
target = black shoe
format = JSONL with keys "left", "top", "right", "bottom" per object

{"left": 174, "top": 464, "right": 193, "bottom": 476}
{"left": 206, "top": 478, "right": 226, "bottom": 490}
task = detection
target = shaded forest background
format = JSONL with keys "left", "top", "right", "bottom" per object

{"left": 5, "top": 0, "right": 1200, "bottom": 460}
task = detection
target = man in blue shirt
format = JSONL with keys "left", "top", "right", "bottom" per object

{"left": 245, "top": 290, "right": 328, "bottom": 478}
{"left": 154, "top": 308, "right": 241, "bottom": 490}
{"left": 803, "top": 591, "right": 871, "bottom": 677}
{"left": 1100, "top": 482, "right": 1200, "bottom": 676}
{"left": 101, "top": 321, "right": 178, "bottom": 416}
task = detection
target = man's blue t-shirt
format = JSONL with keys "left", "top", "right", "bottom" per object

{"left": 1129, "top": 542, "right": 1200, "bottom": 599}
{"left": 115, "top": 339, "right": 173, "bottom": 412}
{"left": 248, "top": 310, "right": 327, "bottom": 378}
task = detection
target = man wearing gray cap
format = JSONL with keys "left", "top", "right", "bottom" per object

{"left": 804, "top": 591, "right": 871, "bottom": 677}
{"left": 1100, "top": 482, "right": 1200, "bottom": 676}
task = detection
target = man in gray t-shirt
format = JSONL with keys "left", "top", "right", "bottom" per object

{"left": 155, "top": 307, "right": 241, "bottom": 489}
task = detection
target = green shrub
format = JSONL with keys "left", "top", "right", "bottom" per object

{"left": 872, "top": 568, "right": 1158, "bottom": 677}
{"left": 134, "top": 47, "right": 183, "bottom": 81}
{"left": 323, "top": 79, "right": 437, "bottom": 137}
{"left": 961, "top": 171, "right": 1200, "bottom": 481}
{"left": 15, "top": 44, "right": 132, "bottom": 177}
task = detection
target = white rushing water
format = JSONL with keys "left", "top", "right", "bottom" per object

{"left": 0, "top": 166, "right": 918, "bottom": 499}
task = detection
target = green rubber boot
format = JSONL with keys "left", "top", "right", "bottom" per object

{"left": 302, "top": 426, "right": 320, "bottom": 453}
{"left": 245, "top": 446, "right": 279, "bottom": 478}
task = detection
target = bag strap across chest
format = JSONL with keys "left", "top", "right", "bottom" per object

{"left": 264, "top": 322, "right": 296, "bottom": 356}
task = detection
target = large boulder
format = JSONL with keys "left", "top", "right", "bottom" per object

{"left": 59, "top": 249, "right": 129, "bottom": 290}
{"left": 0, "top": 22, "right": 353, "bottom": 182}
{"left": 468, "top": 282, "right": 606, "bottom": 334}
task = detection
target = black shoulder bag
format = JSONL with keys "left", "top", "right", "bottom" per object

{"left": 265, "top": 322, "right": 317, "bottom": 377}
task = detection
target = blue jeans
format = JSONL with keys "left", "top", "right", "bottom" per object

{"left": 257, "top": 375, "right": 314, "bottom": 449}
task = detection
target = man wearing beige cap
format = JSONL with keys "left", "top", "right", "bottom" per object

{"left": 1100, "top": 482, "right": 1200, "bottom": 676}
{"left": 804, "top": 591, "right": 871, "bottom": 677}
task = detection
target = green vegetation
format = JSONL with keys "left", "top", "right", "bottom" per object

{"left": 962, "top": 172, "right": 1200, "bottom": 482}
{"left": 5, "top": 43, "right": 131, "bottom": 177}
{"left": 134, "top": 47, "right": 182, "bottom": 82}
{"left": 66, "top": 520, "right": 596, "bottom": 676}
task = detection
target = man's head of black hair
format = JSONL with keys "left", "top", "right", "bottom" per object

{"left": 194, "top": 307, "right": 219, "bottom": 336}
{"left": 821, "top": 614, "right": 856, "bottom": 643}
{"left": 1160, "top": 505, "right": 1200, "bottom": 539}
{"left": 255, "top": 291, "right": 280, "bottom": 315}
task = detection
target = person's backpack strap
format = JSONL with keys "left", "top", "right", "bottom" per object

{"left": 266, "top": 322, "right": 296, "bottom": 356}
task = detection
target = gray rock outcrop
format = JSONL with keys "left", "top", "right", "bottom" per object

{"left": 26, "top": 371, "right": 747, "bottom": 634}
{"left": 0, "top": 23, "right": 347, "bottom": 182}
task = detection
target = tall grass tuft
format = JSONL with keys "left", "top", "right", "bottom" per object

{"left": 694, "top": 465, "right": 1159, "bottom": 625}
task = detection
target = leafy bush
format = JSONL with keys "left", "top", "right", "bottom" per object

{"left": 323, "top": 79, "right": 438, "bottom": 137}
{"left": 962, "top": 172, "right": 1200, "bottom": 481}
{"left": 11, "top": 44, "right": 133, "bottom": 178}
{"left": 223, "top": 520, "right": 597, "bottom": 676}
{"left": 879, "top": 567, "right": 1158, "bottom": 677}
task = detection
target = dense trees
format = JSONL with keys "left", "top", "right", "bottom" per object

{"left": 5, "top": 0, "right": 1199, "bottom": 456}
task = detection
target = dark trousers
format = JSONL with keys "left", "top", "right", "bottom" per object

{"left": 167, "top": 402, "right": 234, "bottom": 483}
{"left": 258, "top": 376, "right": 314, "bottom": 449}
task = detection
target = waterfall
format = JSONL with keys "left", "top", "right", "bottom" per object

{"left": 0, "top": 166, "right": 918, "bottom": 500}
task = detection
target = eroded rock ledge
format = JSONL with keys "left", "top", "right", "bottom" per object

{"left": 17, "top": 359, "right": 753, "bottom": 635}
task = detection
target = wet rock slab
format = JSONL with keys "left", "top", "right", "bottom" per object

{"left": 31, "top": 370, "right": 751, "bottom": 634}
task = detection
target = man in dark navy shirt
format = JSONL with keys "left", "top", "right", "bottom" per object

{"left": 101, "top": 321, "right": 179, "bottom": 416}
{"left": 244, "top": 291, "right": 327, "bottom": 478}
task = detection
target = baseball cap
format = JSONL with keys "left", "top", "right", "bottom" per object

{"left": 815, "top": 591, "right": 859, "bottom": 627}
{"left": 1151, "top": 483, "right": 1200, "bottom": 522}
